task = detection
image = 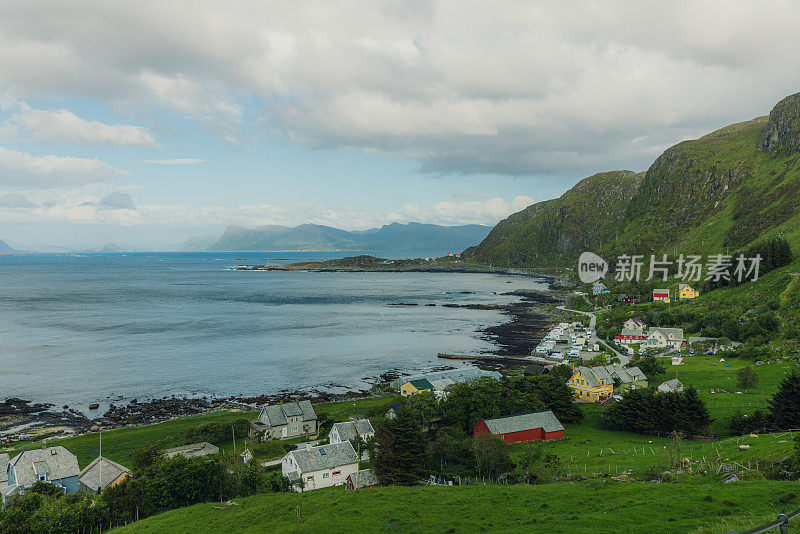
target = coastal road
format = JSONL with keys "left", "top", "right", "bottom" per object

{"left": 556, "top": 306, "right": 630, "bottom": 366}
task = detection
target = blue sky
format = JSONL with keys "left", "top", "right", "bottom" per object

{"left": 1, "top": 2, "right": 800, "bottom": 250}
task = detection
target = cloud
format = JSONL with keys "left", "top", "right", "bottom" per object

{"left": 1, "top": 2, "right": 799, "bottom": 176}
{"left": 98, "top": 191, "right": 136, "bottom": 210}
{"left": 10, "top": 105, "right": 159, "bottom": 148}
{"left": 0, "top": 192, "right": 36, "bottom": 208}
{"left": 140, "top": 158, "right": 204, "bottom": 165}
{"left": 0, "top": 146, "right": 127, "bottom": 188}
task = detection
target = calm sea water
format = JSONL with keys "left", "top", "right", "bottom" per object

{"left": 0, "top": 252, "right": 549, "bottom": 409}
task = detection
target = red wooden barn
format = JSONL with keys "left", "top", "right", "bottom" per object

{"left": 473, "top": 410, "right": 564, "bottom": 444}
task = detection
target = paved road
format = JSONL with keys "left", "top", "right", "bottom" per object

{"left": 556, "top": 305, "right": 630, "bottom": 366}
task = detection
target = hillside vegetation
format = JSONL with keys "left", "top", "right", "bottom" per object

{"left": 464, "top": 92, "right": 800, "bottom": 266}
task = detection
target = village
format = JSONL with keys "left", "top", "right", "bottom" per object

{"left": 1, "top": 272, "right": 798, "bottom": 534}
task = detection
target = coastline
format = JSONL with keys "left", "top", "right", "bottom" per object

{"left": 1, "top": 266, "right": 568, "bottom": 445}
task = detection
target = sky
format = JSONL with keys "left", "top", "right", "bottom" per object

{"left": 1, "top": 1, "right": 800, "bottom": 250}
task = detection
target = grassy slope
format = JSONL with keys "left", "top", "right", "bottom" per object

{"left": 110, "top": 481, "right": 800, "bottom": 534}
{"left": 4, "top": 396, "right": 397, "bottom": 469}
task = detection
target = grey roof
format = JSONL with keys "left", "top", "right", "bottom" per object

{"left": 9, "top": 446, "right": 79, "bottom": 487}
{"left": 349, "top": 468, "right": 379, "bottom": 489}
{"left": 0, "top": 454, "right": 8, "bottom": 483}
{"left": 647, "top": 327, "right": 684, "bottom": 340}
{"left": 258, "top": 400, "right": 317, "bottom": 427}
{"left": 79, "top": 456, "right": 131, "bottom": 491}
{"left": 604, "top": 365, "right": 646, "bottom": 383}
{"left": 660, "top": 378, "right": 684, "bottom": 391}
{"left": 164, "top": 442, "right": 219, "bottom": 459}
{"left": 391, "top": 367, "right": 501, "bottom": 389}
{"left": 620, "top": 328, "right": 646, "bottom": 337}
{"left": 289, "top": 441, "right": 358, "bottom": 473}
{"left": 481, "top": 410, "right": 563, "bottom": 435}
{"left": 330, "top": 420, "right": 375, "bottom": 442}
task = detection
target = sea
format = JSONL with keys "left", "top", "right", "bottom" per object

{"left": 0, "top": 251, "right": 550, "bottom": 411}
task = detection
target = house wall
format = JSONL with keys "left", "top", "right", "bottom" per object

{"left": 296, "top": 463, "right": 359, "bottom": 492}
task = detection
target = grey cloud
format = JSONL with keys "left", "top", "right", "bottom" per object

{"left": 0, "top": 192, "right": 36, "bottom": 208}
{"left": 98, "top": 192, "right": 136, "bottom": 210}
{"left": 0, "top": 2, "right": 799, "bottom": 176}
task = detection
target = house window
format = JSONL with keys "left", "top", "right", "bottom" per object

{"left": 292, "top": 426, "right": 298, "bottom": 433}
{"left": 323, "top": 473, "right": 329, "bottom": 479}
{"left": 307, "top": 475, "right": 314, "bottom": 481}
{"left": 332, "top": 470, "right": 341, "bottom": 476}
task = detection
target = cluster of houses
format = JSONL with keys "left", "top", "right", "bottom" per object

{"left": 534, "top": 322, "right": 599, "bottom": 364}
{"left": 613, "top": 317, "right": 684, "bottom": 351}
{"left": 590, "top": 281, "right": 700, "bottom": 304}
{"left": 391, "top": 368, "right": 501, "bottom": 398}
{"left": 1, "top": 444, "right": 133, "bottom": 505}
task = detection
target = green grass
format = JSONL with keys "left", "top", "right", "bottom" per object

{"left": 109, "top": 480, "right": 800, "bottom": 534}
{"left": 507, "top": 404, "right": 795, "bottom": 478}
{"left": 4, "top": 395, "right": 400, "bottom": 469}
{"left": 651, "top": 356, "right": 795, "bottom": 435}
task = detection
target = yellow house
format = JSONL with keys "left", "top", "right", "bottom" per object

{"left": 567, "top": 367, "right": 613, "bottom": 403}
{"left": 678, "top": 284, "right": 699, "bottom": 299}
{"left": 400, "top": 378, "right": 434, "bottom": 397}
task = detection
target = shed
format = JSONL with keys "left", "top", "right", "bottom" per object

{"left": 79, "top": 456, "right": 131, "bottom": 493}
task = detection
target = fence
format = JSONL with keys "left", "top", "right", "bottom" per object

{"left": 727, "top": 508, "right": 800, "bottom": 534}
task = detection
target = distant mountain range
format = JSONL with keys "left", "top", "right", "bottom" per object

{"left": 0, "top": 238, "right": 15, "bottom": 253}
{"left": 184, "top": 222, "right": 492, "bottom": 252}
{"left": 464, "top": 91, "right": 800, "bottom": 267}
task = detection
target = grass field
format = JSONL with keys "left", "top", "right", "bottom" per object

{"left": 3, "top": 395, "right": 398, "bottom": 469}
{"left": 650, "top": 356, "right": 795, "bottom": 435}
{"left": 109, "top": 480, "right": 800, "bottom": 534}
{"left": 507, "top": 404, "right": 795, "bottom": 478}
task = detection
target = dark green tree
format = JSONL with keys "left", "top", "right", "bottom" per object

{"left": 472, "top": 433, "right": 513, "bottom": 477}
{"left": 372, "top": 410, "right": 426, "bottom": 486}
{"left": 769, "top": 370, "right": 800, "bottom": 429}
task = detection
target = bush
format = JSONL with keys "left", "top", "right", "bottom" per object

{"left": 184, "top": 418, "right": 250, "bottom": 444}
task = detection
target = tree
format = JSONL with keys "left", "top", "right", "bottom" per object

{"left": 517, "top": 442, "right": 544, "bottom": 483}
{"left": 372, "top": 410, "right": 426, "bottom": 486}
{"left": 129, "top": 440, "right": 166, "bottom": 471}
{"left": 472, "top": 434, "right": 513, "bottom": 477}
{"left": 737, "top": 366, "right": 759, "bottom": 392}
{"left": 769, "top": 370, "right": 800, "bottom": 429}
{"left": 632, "top": 356, "right": 666, "bottom": 379}
{"left": 672, "top": 386, "right": 712, "bottom": 436}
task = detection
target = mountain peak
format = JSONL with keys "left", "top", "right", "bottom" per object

{"left": 758, "top": 91, "right": 800, "bottom": 155}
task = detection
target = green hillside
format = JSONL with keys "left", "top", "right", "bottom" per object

{"left": 464, "top": 92, "right": 800, "bottom": 266}
{"left": 110, "top": 481, "right": 799, "bottom": 534}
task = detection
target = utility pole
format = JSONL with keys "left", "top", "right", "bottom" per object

{"left": 232, "top": 426, "right": 236, "bottom": 451}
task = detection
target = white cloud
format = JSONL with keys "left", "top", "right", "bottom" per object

{"left": 11, "top": 105, "right": 159, "bottom": 148}
{"left": 0, "top": 146, "right": 127, "bottom": 188}
{"left": 140, "top": 158, "right": 204, "bottom": 165}
{"left": 0, "top": 2, "right": 799, "bottom": 175}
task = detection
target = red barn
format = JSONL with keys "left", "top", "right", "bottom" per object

{"left": 473, "top": 410, "right": 564, "bottom": 444}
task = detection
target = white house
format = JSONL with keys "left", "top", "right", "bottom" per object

{"left": 249, "top": 400, "right": 318, "bottom": 441}
{"left": 328, "top": 419, "right": 375, "bottom": 459}
{"left": 282, "top": 442, "right": 359, "bottom": 492}
{"left": 644, "top": 327, "right": 684, "bottom": 350}
{"left": 658, "top": 378, "right": 685, "bottom": 393}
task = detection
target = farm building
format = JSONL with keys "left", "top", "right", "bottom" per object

{"left": 473, "top": 410, "right": 564, "bottom": 443}
{"left": 614, "top": 328, "right": 647, "bottom": 345}
{"left": 390, "top": 368, "right": 501, "bottom": 390}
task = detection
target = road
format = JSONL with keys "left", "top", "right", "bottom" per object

{"left": 556, "top": 305, "right": 630, "bottom": 366}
